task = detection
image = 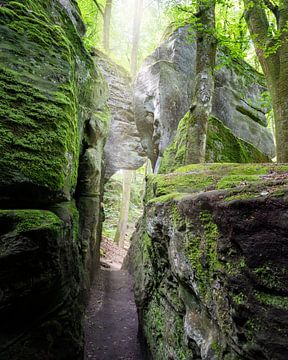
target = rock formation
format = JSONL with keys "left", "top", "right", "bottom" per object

{"left": 160, "top": 115, "right": 271, "bottom": 174}
{"left": 0, "top": 1, "right": 108, "bottom": 358}
{"left": 129, "top": 163, "right": 288, "bottom": 360}
{"left": 134, "top": 26, "right": 275, "bottom": 168}
{"left": 95, "top": 50, "right": 145, "bottom": 179}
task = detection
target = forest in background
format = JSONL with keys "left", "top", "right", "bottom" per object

{"left": 78, "top": 0, "right": 288, "bottom": 244}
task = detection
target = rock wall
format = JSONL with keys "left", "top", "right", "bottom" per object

{"left": 129, "top": 164, "right": 288, "bottom": 360}
{"left": 160, "top": 115, "right": 271, "bottom": 174}
{"left": 134, "top": 26, "right": 275, "bottom": 168}
{"left": 94, "top": 50, "right": 145, "bottom": 179}
{"left": 0, "top": 1, "right": 108, "bottom": 358}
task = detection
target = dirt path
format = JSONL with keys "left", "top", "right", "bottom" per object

{"left": 84, "top": 239, "right": 145, "bottom": 360}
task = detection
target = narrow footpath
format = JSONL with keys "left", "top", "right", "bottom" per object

{"left": 84, "top": 238, "right": 145, "bottom": 360}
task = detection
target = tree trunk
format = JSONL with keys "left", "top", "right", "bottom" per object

{"left": 184, "top": 0, "right": 216, "bottom": 164}
{"left": 271, "top": 86, "right": 288, "bottom": 161}
{"left": 103, "top": 0, "right": 112, "bottom": 52}
{"left": 130, "top": 0, "right": 144, "bottom": 76}
{"left": 243, "top": 0, "right": 288, "bottom": 161}
{"left": 114, "top": 170, "right": 133, "bottom": 248}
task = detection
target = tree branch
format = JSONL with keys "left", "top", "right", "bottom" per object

{"left": 243, "top": 0, "right": 269, "bottom": 45}
{"left": 92, "top": 0, "right": 104, "bottom": 17}
{"left": 263, "top": 0, "right": 280, "bottom": 26}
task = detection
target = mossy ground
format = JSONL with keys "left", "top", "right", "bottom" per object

{"left": 147, "top": 163, "right": 288, "bottom": 204}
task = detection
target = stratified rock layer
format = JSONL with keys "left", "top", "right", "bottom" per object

{"left": 134, "top": 26, "right": 275, "bottom": 167}
{"left": 95, "top": 50, "right": 145, "bottom": 179}
{"left": 129, "top": 164, "right": 288, "bottom": 360}
{"left": 0, "top": 1, "right": 108, "bottom": 358}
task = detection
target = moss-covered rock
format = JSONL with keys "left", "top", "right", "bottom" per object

{"left": 147, "top": 163, "right": 288, "bottom": 203}
{"left": 0, "top": 1, "right": 109, "bottom": 358}
{"left": 130, "top": 164, "right": 288, "bottom": 359}
{"left": 0, "top": 208, "right": 83, "bottom": 360}
{"left": 160, "top": 115, "right": 271, "bottom": 174}
{"left": 134, "top": 25, "right": 275, "bottom": 169}
{"left": 0, "top": 0, "right": 107, "bottom": 203}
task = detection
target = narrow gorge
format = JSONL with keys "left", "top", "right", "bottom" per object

{"left": 0, "top": 1, "right": 287, "bottom": 360}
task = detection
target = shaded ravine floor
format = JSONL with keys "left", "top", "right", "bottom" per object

{"left": 84, "top": 240, "right": 145, "bottom": 360}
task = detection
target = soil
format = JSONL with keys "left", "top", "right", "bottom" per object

{"left": 84, "top": 238, "right": 146, "bottom": 360}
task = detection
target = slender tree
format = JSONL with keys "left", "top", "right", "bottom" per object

{"left": 131, "top": 0, "right": 144, "bottom": 76}
{"left": 114, "top": 0, "right": 145, "bottom": 247}
{"left": 103, "top": 0, "right": 113, "bottom": 52}
{"left": 114, "top": 170, "right": 133, "bottom": 247}
{"left": 243, "top": 0, "right": 288, "bottom": 161}
{"left": 185, "top": 0, "right": 217, "bottom": 163}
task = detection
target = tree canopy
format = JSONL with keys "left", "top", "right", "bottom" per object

{"left": 77, "top": 0, "right": 288, "bottom": 161}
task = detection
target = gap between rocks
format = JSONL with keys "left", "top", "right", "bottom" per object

{"left": 84, "top": 238, "right": 146, "bottom": 360}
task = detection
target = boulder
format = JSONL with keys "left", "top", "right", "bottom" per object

{"left": 134, "top": 26, "right": 275, "bottom": 168}
{"left": 129, "top": 163, "right": 288, "bottom": 360}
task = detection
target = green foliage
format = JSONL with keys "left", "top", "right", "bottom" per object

{"left": 77, "top": 0, "right": 169, "bottom": 71}
{"left": 215, "top": 0, "right": 250, "bottom": 62}
{"left": 77, "top": 0, "right": 104, "bottom": 50}
{"left": 102, "top": 168, "right": 145, "bottom": 239}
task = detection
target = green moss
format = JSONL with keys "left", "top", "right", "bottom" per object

{"left": 160, "top": 112, "right": 189, "bottom": 174}
{"left": 211, "top": 341, "right": 223, "bottom": 359}
{"left": 148, "top": 192, "right": 184, "bottom": 204}
{"left": 254, "top": 291, "right": 288, "bottom": 310}
{"left": 144, "top": 295, "right": 193, "bottom": 360}
{"left": 232, "top": 292, "right": 247, "bottom": 306}
{"left": 0, "top": 209, "right": 61, "bottom": 234}
{"left": 185, "top": 210, "right": 223, "bottom": 300}
{"left": 217, "top": 174, "right": 260, "bottom": 189}
{"left": 252, "top": 264, "right": 288, "bottom": 289}
{"left": 148, "top": 163, "right": 288, "bottom": 203}
{"left": 144, "top": 296, "right": 165, "bottom": 359}
{"left": 147, "top": 172, "right": 214, "bottom": 201}
{"left": 205, "top": 117, "right": 270, "bottom": 164}
{"left": 170, "top": 202, "right": 186, "bottom": 230}
{"left": 0, "top": 0, "right": 105, "bottom": 193}
{"left": 224, "top": 193, "right": 258, "bottom": 202}
{"left": 142, "top": 232, "right": 153, "bottom": 262}
{"left": 159, "top": 114, "right": 270, "bottom": 174}
{"left": 174, "top": 163, "right": 269, "bottom": 175}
